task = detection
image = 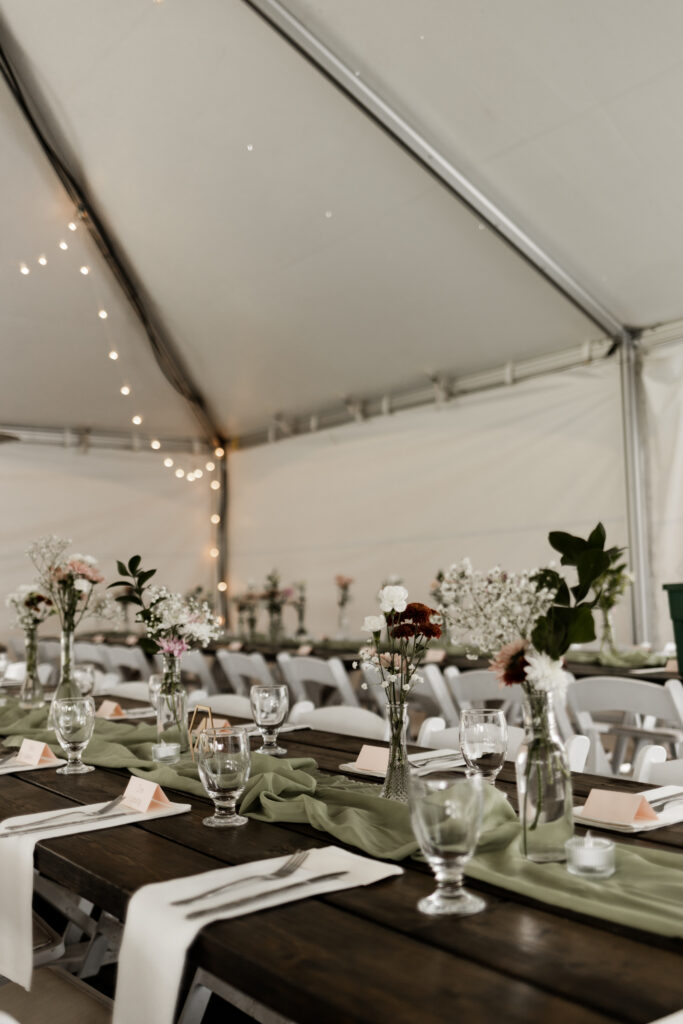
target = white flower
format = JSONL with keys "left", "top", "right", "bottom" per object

{"left": 524, "top": 650, "right": 568, "bottom": 695}
{"left": 378, "top": 585, "right": 408, "bottom": 613}
{"left": 362, "top": 614, "right": 386, "bottom": 634}
{"left": 70, "top": 553, "right": 97, "bottom": 566}
{"left": 74, "top": 578, "right": 92, "bottom": 593}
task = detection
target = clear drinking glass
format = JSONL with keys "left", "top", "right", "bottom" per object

{"left": 409, "top": 773, "right": 485, "bottom": 916}
{"left": 148, "top": 673, "right": 163, "bottom": 706}
{"left": 52, "top": 696, "right": 96, "bottom": 775}
{"left": 73, "top": 664, "right": 96, "bottom": 697}
{"left": 250, "top": 684, "right": 289, "bottom": 756}
{"left": 459, "top": 708, "right": 508, "bottom": 785}
{"left": 196, "top": 727, "right": 251, "bottom": 828}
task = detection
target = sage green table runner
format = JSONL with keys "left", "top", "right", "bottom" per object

{"left": 1, "top": 700, "right": 682, "bottom": 937}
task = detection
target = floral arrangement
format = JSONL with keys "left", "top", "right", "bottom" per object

{"left": 28, "top": 536, "right": 108, "bottom": 633}
{"left": 334, "top": 574, "right": 354, "bottom": 608}
{"left": 290, "top": 581, "right": 307, "bottom": 637}
{"left": 6, "top": 585, "right": 54, "bottom": 631}
{"left": 109, "top": 556, "right": 221, "bottom": 656}
{"left": 360, "top": 585, "right": 442, "bottom": 704}
{"left": 261, "top": 570, "right": 292, "bottom": 616}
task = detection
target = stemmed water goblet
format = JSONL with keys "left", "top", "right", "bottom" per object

{"left": 250, "top": 684, "right": 289, "bottom": 756}
{"left": 459, "top": 708, "right": 507, "bottom": 785}
{"left": 52, "top": 696, "right": 96, "bottom": 775}
{"left": 196, "top": 727, "right": 251, "bottom": 828}
{"left": 409, "top": 772, "right": 485, "bottom": 916}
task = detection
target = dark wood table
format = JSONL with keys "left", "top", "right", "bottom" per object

{"left": 2, "top": 723, "right": 683, "bottom": 1023}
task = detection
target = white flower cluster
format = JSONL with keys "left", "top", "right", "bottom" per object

{"left": 145, "top": 586, "right": 222, "bottom": 649}
{"left": 440, "top": 560, "right": 556, "bottom": 656}
{"left": 524, "top": 649, "right": 569, "bottom": 695}
{"left": 6, "top": 585, "right": 54, "bottom": 630}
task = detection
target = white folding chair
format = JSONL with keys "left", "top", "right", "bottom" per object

{"left": 566, "top": 677, "right": 683, "bottom": 776}
{"left": 3, "top": 663, "right": 53, "bottom": 686}
{"left": 214, "top": 650, "right": 275, "bottom": 695}
{"left": 417, "top": 717, "right": 590, "bottom": 772}
{"left": 288, "top": 703, "right": 389, "bottom": 740}
{"left": 153, "top": 650, "right": 217, "bottom": 694}
{"left": 99, "top": 682, "right": 151, "bottom": 703}
{"left": 73, "top": 643, "right": 111, "bottom": 672}
{"left": 277, "top": 653, "right": 358, "bottom": 706}
{"left": 204, "top": 694, "right": 254, "bottom": 719}
{"left": 635, "top": 754, "right": 683, "bottom": 787}
{"left": 632, "top": 744, "right": 668, "bottom": 782}
{"left": 0, "top": 967, "right": 111, "bottom": 1022}
{"left": 444, "top": 667, "right": 523, "bottom": 722}
{"left": 106, "top": 644, "right": 151, "bottom": 680}
{"left": 360, "top": 663, "right": 458, "bottom": 724}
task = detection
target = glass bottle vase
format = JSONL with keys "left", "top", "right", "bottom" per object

{"left": 268, "top": 608, "right": 283, "bottom": 645}
{"left": 381, "top": 702, "right": 410, "bottom": 803}
{"left": 156, "top": 653, "right": 190, "bottom": 753}
{"left": 19, "top": 625, "right": 45, "bottom": 710}
{"left": 515, "top": 690, "right": 573, "bottom": 862}
{"left": 48, "top": 629, "right": 82, "bottom": 726}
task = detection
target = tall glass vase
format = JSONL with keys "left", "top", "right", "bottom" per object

{"left": 48, "top": 629, "right": 82, "bottom": 726}
{"left": 515, "top": 690, "right": 573, "bottom": 862}
{"left": 268, "top": 607, "right": 283, "bottom": 645}
{"left": 157, "top": 653, "right": 190, "bottom": 753}
{"left": 381, "top": 702, "right": 410, "bottom": 803}
{"left": 19, "top": 625, "right": 44, "bottom": 710}
{"left": 336, "top": 606, "right": 350, "bottom": 640}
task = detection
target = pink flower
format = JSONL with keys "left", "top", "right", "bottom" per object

{"left": 490, "top": 639, "right": 528, "bottom": 687}
{"left": 157, "top": 637, "right": 189, "bottom": 657}
{"left": 62, "top": 559, "right": 104, "bottom": 584}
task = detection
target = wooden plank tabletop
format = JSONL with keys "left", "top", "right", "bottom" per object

{"left": 2, "top": 723, "right": 683, "bottom": 1024}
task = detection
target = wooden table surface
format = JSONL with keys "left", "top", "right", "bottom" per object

{"left": 2, "top": 722, "right": 683, "bottom": 1024}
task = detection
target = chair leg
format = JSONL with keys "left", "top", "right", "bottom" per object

{"left": 177, "top": 973, "right": 212, "bottom": 1024}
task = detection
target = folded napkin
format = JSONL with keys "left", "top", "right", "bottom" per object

{"left": 0, "top": 756, "right": 65, "bottom": 775}
{"left": 0, "top": 799, "right": 190, "bottom": 989}
{"left": 114, "top": 845, "right": 402, "bottom": 1024}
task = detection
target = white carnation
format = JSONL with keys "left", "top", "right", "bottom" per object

{"left": 524, "top": 650, "right": 568, "bottom": 695}
{"left": 362, "top": 614, "right": 386, "bottom": 634}
{"left": 378, "top": 585, "right": 408, "bottom": 614}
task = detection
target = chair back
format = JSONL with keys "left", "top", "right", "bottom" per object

{"left": 417, "top": 717, "right": 590, "bottom": 772}
{"left": 360, "top": 663, "right": 458, "bottom": 725}
{"left": 204, "top": 694, "right": 254, "bottom": 719}
{"left": 444, "top": 667, "right": 522, "bottom": 720}
{"left": 276, "top": 653, "right": 358, "bottom": 706}
{"left": 73, "top": 643, "right": 111, "bottom": 671}
{"left": 288, "top": 704, "right": 389, "bottom": 740}
{"left": 106, "top": 645, "right": 151, "bottom": 680}
{"left": 214, "top": 650, "right": 274, "bottom": 695}
{"left": 100, "top": 682, "right": 151, "bottom": 703}
{"left": 635, "top": 754, "right": 683, "bottom": 786}
{"left": 179, "top": 650, "right": 217, "bottom": 695}
{"left": 3, "top": 662, "right": 53, "bottom": 686}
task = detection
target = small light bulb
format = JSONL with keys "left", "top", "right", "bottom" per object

{"left": 194, "top": 468, "right": 203, "bottom": 478}
{"left": 120, "top": 384, "right": 130, "bottom": 395}
{"left": 109, "top": 350, "right": 119, "bottom": 360}
{"left": 38, "top": 255, "right": 47, "bottom": 266}
{"left": 68, "top": 221, "right": 77, "bottom": 231}
{"left": 98, "top": 309, "right": 108, "bottom": 319}
{"left": 205, "top": 461, "right": 215, "bottom": 472}
{"left": 164, "top": 457, "right": 174, "bottom": 468}
{"left": 210, "top": 480, "right": 220, "bottom": 490}
{"left": 247, "top": 143, "right": 254, "bottom": 151}
{"left": 209, "top": 547, "right": 219, "bottom": 558}
{"left": 325, "top": 210, "right": 333, "bottom": 219}
{"left": 59, "top": 241, "right": 68, "bottom": 250}
{"left": 210, "top": 513, "right": 220, "bottom": 524}
{"left": 214, "top": 446, "right": 225, "bottom": 458}
{"left": 187, "top": 472, "right": 196, "bottom": 482}
{"left": 175, "top": 468, "right": 185, "bottom": 478}
{"left": 150, "top": 439, "right": 161, "bottom": 450}
{"left": 19, "top": 263, "right": 30, "bottom": 275}
{"left": 132, "top": 414, "right": 142, "bottom": 425}
{"left": 217, "top": 581, "right": 228, "bottom": 592}
{"left": 80, "top": 265, "right": 90, "bottom": 275}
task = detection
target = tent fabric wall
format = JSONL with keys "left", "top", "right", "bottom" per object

{"left": 229, "top": 358, "right": 633, "bottom": 643}
{"left": 642, "top": 338, "right": 683, "bottom": 647}
{"left": 0, "top": 445, "right": 212, "bottom": 642}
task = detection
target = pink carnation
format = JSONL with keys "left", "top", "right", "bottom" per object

{"left": 157, "top": 636, "right": 189, "bottom": 657}
{"left": 65, "top": 559, "right": 104, "bottom": 584}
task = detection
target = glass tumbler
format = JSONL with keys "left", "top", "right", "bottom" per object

{"left": 52, "top": 696, "right": 96, "bottom": 775}
{"left": 459, "top": 708, "right": 508, "bottom": 785}
{"left": 250, "top": 684, "right": 289, "bottom": 756}
{"left": 196, "top": 727, "right": 251, "bottom": 827}
{"left": 409, "top": 772, "right": 485, "bottom": 916}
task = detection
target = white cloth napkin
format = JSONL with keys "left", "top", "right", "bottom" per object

{"left": 0, "top": 799, "right": 190, "bottom": 989}
{"left": 114, "top": 845, "right": 403, "bottom": 1024}
{"left": 0, "top": 757, "right": 66, "bottom": 776}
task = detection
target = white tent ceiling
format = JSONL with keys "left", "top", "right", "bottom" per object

{"left": 2, "top": 1, "right": 683, "bottom": 444}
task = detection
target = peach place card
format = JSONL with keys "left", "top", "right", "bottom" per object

{"left": 96, "top": 700, "right": 126, "bottom": 719}
{"left": 582, "top": 788, "right": 659, "bottom": 826}
{"left": 122, "top": 777, "right": 172, "bottom": 813}
{"left": 228, "top": 641, "right": 243, "bottom": 652}
{"left": 15, "top": 739, "right": 59, "bottom": 766}
{"left": 296, "top": 644, "right": 313, "bottom": 656}
{"left": 355, "top": 745, "right": 390, "bottom": 773}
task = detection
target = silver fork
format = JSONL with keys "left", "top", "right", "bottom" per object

{"left": 3, "top": 794, "right": 125, "bottom": 832}
{"left": 171, "top": 849, "right": 310, "bottom": 907}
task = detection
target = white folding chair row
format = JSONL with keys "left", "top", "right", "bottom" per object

{"left": 417, "top": 717, "right": 590, "bottom": 772}
{"left": 277, "top": 653, "right": 358, "bottom": 707}
{"left": 214, "top": 650, "right": 275, "bottom": 695}
{"left": 360, "top": 663, "right": 459, "bottom": 725}
{"left": 289, "top": 701, "right": 389, "bottom": 740}
{"left": 566, "top": 676, "right": 683, "bottom": 776}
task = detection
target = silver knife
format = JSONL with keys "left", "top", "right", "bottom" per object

{"left": 185, "top": 870, "right": 349, "bottom": 921}
{"left": 0, "top": 810, "right": 132, "bottom": 839}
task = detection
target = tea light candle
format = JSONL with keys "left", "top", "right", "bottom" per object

{"left": 565, "top": 832, "right": 615, "bottom": 879}
{"left": 152, "top": 741, "right": 181, "bottom": 765}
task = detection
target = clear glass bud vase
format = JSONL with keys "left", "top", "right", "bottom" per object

{"left": 157, "top": 653, "right": 190, "bottom": 753}
{"left": 48, "top": 629, "right": 82, "bottom": 726}
{"left": 515, "top": 690, "right": 573, "bottom": 862}
{"left": 19, "top": 625, "right": 44, "bottom": 710}
{"left": 381, "top": 702, "right": 410, "bottom": 803}
{"left": 268, "top": 608, "right": 283, "bottom": 645}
